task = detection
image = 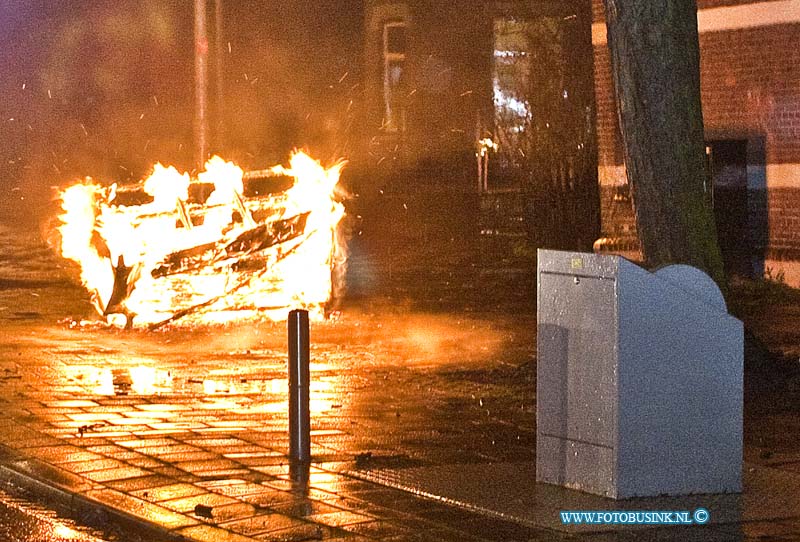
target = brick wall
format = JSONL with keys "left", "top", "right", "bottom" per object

{"left": 700, "top": 24, "right": 800, "bottom": 165}
{"left": 762, "top": 188, "right": 800, "bottom": 258}
{"left": 593, "top": 4, "right": 800, "bottom": 171}
{"left": 592, "top": 1, "right": 800, "bottom": 261}
{"left": 593, "top": 46, "right": 622, "bottom": 170}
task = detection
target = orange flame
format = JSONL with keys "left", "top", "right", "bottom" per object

{"left": 57, "top": 152, "right": 346, "bottom": 328}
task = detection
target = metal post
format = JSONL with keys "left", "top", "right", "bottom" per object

{"left": 194, "top": 0, "right": 209, "bottom": 169}
{"left": 214, "top": 0, "right": 225, "bottom": 151}
{"left": 288, "top": 309, "right": 311, "bottom": 463}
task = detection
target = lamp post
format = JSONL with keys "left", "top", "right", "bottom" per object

{"left": 214, "top": 0, "right": 225, "bottom": 151}
{"left": 194, "top": 0, "right": 208, "bottom": 169}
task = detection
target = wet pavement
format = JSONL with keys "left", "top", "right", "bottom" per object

{"left": 0, "top": 485, "right": 114, "bottom": 542}
{"left": 2, "top": 223, "right": 800, "bottom": 541}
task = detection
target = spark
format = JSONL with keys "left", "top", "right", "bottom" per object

{"left": 459, "top": 90, "right": 473, "bottom": 97}
{"left": 47, "top": 89, "right": 52, "bottom": 99}
{"left": 21, "top": 83, "right": 26, "bottom": 90}
{"left": 338, "top": 72, "right": 349, "bottom": 83}
{"left": 80, "top": 123, "right": 88, "bottom": 136}
{"left": 152, "top": 96, "right": 159, "bottom": 106}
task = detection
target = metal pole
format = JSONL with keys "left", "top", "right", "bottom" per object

{"left": 214, "top": 0, "right": 225, "bottom": 151}
{"left": 288, "top": 309, "right": 311, "bottom": 464}
{"left": 194, "top": 0, "right": 209, "bottom": 169}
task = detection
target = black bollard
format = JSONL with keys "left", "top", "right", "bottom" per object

{"left": 288, "top": 309, "right": 311, "bottom": 464}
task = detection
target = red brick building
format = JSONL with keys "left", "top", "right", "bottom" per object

{"left": 594, "top": 0, "right": 800, "bottom": 282}
{"left": 361, "top": 0, "right": 800, "bottom": 281}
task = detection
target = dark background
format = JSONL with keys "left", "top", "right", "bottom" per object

{"left": 0, "top": 0, "right": 364, "bottom": 224}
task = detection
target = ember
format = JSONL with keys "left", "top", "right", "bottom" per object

{"left": 57, "top": 152, "right": 346, "bottom": 328}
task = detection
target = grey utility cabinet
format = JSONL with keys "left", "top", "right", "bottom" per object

{"left": 536, "top": 250, "right": 743, "bottom": 498}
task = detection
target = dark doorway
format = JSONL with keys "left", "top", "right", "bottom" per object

{"left": 709, "top": 139, "right": 750, "bottom": 277}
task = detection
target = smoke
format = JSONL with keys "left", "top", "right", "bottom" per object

{"left": 0, "top": 1, "right": 363, "bottom": 227}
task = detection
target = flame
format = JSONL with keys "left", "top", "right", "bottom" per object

{"left": 57, "top": 151, "right": 346, "bottom": 328}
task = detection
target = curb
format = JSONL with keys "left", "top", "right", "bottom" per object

{"left": 0, "top": 445, "right": 190, "bottom": 542}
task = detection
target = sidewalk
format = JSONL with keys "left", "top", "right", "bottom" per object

{"left": 2, "top": 227, "right": 800, "bottom": 541}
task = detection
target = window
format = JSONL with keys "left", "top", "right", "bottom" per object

{"left": 383, "top": 21, "right": 407, "bottom": 133}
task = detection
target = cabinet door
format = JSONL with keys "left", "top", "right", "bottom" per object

{"left": 537, "top": 272, "right": 617, "bottom": 447}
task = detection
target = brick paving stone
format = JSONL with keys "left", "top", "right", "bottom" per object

{"left": 269, "top": 500, "right": 345, "bottom": 518}
{"left": 185, "top": 437, "right": 255, "bottom": 448}
{"left": 3, "top": 436, "right": 62, "bottom": 449}
{"left": 339, "top": 520, "right": 414, "bottom": 540}
{"left": 119, "top": 456, "right": 164, "bottom": 469}
{"left": 210, "top": 502, "right": 261, "bottom": 523}
{"left": 135, "top": 403, "right": 195, "bottom": 412}
{"left": 218, "top": 512, "right": 314, "bottom": 537}
{"left": 107, "top": 417, "right": 161, "bottom": 426}
{"left": 147, "top": 421, "right": 209, "bottom": 431}
{"left": 23, "top": 445, "right": 104, "bottom": 463}
{"left": 194, "top": 468, "right": 254, "bottom": 479}
{"left": 133, "top": 443, "right": 201, "bottom": 455}
{"left": 159, "top": 450, "right": 220, "bottom": 462}
{"left": 306, "top": 510, "right": 375, "bottom": 528}
{"left": 177, "top": 524, "right": 259, "bottom": 542}
{"left": 62, "top": 457, "right": 125, "bottom": 473}
{"left": 66, "top": 412, "right": 125, "bottom": 422}
{"left": 117, "top": 438, "right": 177, "bottom": 449}
{"left": 131, "top": 483, "right": 207, "bottom": 502}
{"left": 198, "top": 480, "right": 276, "bottom": 498}
{"left": 83, "top": 465, "right": 152, "bottom": 482}
{"left": 119, "top": 410, "right": 179, "bottom": 419}
{"left": 160, "top": 492, "right": 242, "bottom": 513}
{"left": 254, "top": 523, "right": 334, "bottom": 542}
{"left": 104, "top": 474, "right": 175, "bottom": 492}
{"left": 46, "top": 400, "right": 100, "bottom": 408}
{"left": 83, "top": 488, "right": 200, "bottom": 529}
{"left": 149, "top": 464, "right": 202, "bottom": 480}
{"left": 240, "top": 491, "right": 312, "bottom": 510}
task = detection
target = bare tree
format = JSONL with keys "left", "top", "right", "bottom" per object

{"left": 604, "top": 0, "right": 725, "bottom": 287}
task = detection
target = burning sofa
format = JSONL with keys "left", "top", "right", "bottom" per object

{"left": 58, "top": 152, "right": 346, "bottom": 328}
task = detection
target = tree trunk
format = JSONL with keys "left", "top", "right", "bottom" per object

{"left": 604, "top": 0, "right": 725, "bottom": 288}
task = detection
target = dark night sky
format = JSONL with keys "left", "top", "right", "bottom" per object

{"left": 0, "top": 0, "right": 364, "bottom": 222}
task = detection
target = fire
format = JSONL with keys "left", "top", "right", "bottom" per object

{"left": 57, "top": 152, "right": 346, "bottom": 328}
